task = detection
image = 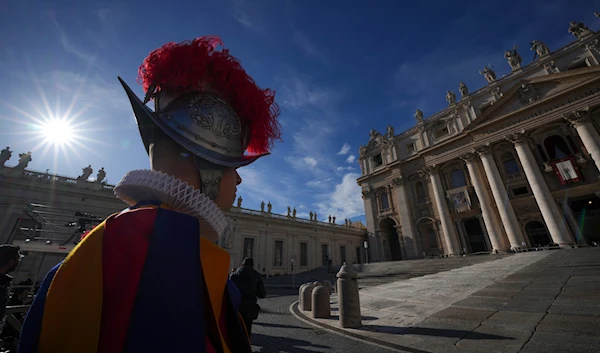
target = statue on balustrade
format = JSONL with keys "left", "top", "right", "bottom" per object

{"left": 414, "top": 109, "right": 424, "bottom": 124}
{"left": 292, "top": 207, "right": 296, "bottom": 218}
{"left": 80, "top": 165, "right": 93, "bottom": 180}
{"left": 568, "top": 21, "right": 593, "bottom": 40}
{"left": 237, "top": 196, "right": 243, "bottom": 208}
{"left": 479, "top": 65, "right": 496, "bottom": 83}
{"left": 459, "top": 82, "right": 468, "bottom": 98}
{"left": 314, "top": 212, "right": 318, "bottom": 221}
{"left": 287, "top": 206, "right": 291, "bottom": 216}
{"left": 267, "top": 201, "right": 272, "bottom": 213}
{"left": 332, "top": 216, "right": 336, "bottom": 224}
{"left": 15, "top": 151, "right": 32, "bottom": 169}
{"left": 96, "top": 167, "right": 106, "bottom": 183}
{"left": 328, "top": 215, "right": 332, "bottom": 223}
{"left": 261, "top": 201, "right": 265, "bottom": 212}
{"left": 309, "top": 211, "right": 313, "bottom": 221}
{"left": 386, "top": 124, "right": 395, "bottom": 138}
{"left": 530, "top": 40, "right": 549, "bottom": 59}
{"left": 504, "top": 45, "right": 522, "bottom": 70}
{"left": 0, "top": 147, "right": 12, "bottom": 166}
{"left": 446, "top": 90, "right": 456, "bottom": 105}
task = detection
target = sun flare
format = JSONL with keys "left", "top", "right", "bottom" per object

{"left": 39, "top": 119, "right": 76, "bottom": 145}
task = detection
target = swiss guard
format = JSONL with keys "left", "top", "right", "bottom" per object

{"left": 19, "top": 36, "right": 282, "bottom": 353}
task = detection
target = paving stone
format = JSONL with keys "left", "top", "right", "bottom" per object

{"left": 520, "top": 332, "right": 600, "bottom": 353}
{"left": 451, "top": 296, "right": 508, "bottom": 310}
{"left": 480, "top": 310, "right": 545, "bottom": 331}
{"left": 524, "top": 281, "right": 565, "bottom": 290}
{"left": 499, "top": 298, "right": 554, "bottom": 313}
{"left": 429, "top": 307, "right": 495, "bottom": 324}
{"left": 409, "top": 340, "right": 483, "bottom": 353}
{"left": 557, "top": 289, "right": 600, "bottom": 301}
{"left": 456, "top": 325, "right": 532, "bottom": 353}
{"left": 512, "top": 288, "right": 561, "bottom": 300}
{"left": 548, "top": 302, "right": 600, "bottom": 317}
{"left": 485, "top": 282, "right": 526, "bottom": 291}
{"left": 470, "top": 288, "right": 521, "bottom": 299}
{"left": 536, "top": 314, "right": 600, "bottom": 337}
{"left": 566, "top": 275, "right": 600, "bottom": 283}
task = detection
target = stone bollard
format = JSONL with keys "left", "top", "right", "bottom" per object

{"left": 337, "top": 262, "right": 362, "bottom": 328}
{"left": 299, "top": 283, "right": 309, "bottom": 309}
{"left": 321, "top": 280, "right": 333, "bottom": 294}
{"left": 311, "top": 285, "right": 331, "bottom": 319}
{"left": 301, "top": 283, "right": 316, "bottom": 311}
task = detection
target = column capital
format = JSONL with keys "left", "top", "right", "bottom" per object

{"left": 474, "top": 143, "right": 493, "bottom": 157}
{"left": 390, "top": 176, "right": 405, "bottom": 187}
{"left": 459, "top": 152, "right": 478, "bottom": 163}
{"left": 418, "top": 165, "right": 439, "bottom": 177}
{"left": 504, "top": 129, "right": 530, "bottom": 146}
{"left": 361, "top": 190, "right": 373, "bottom": 200}
{"left": 563, "top": 106, "right": 592, "bottom": 128}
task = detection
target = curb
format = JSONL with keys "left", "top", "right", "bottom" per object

{"left": 288, "top": 301, "right": 432, "bottom": 353}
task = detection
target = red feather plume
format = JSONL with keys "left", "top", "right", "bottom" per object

{"left": 137, "top": 36, "right": 282, "bottom": 155}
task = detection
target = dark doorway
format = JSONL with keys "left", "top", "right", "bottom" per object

{"left": 525, "top": 221, "right": 552, "bottom": 246}
{"left": 355, "top": 247, "right": 362, "bottom": 264}
{"left": 463, "top": 218, "right": 489, "bottom": 253}
{"left": 380, "top": 218, "right": 402, "bottom": 261}
{"left": 569, "top": 195, "right": 600, "bottom": 244}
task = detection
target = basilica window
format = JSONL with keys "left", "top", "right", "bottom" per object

{"left": 450, "top": 169, "right": 467, "bottom": 188}
{"left": 406, "top": 143, "right": 416, "bottom": 153}
{"left": 433, "top": 126, "right": 450, "bottom": 140}
{"left": 243, "top": 238, "right": 254, "bottom": 259}
{"left": 300, "top": 242, "right": 308, "bottom": 267}
{"left": 373, "top": 154, "right": 383, "bottom": 167}
{"left": 502, "top": 152, "right": 520, "bottom": 175}
{"left": 380, "top": 192, "right": 390, "bottom": 210}
{"left": 415, "top": 181, "right": 426, "bottom": 199}
{"left": 273, "top": 240, "right": 283, "bottom": 267}
{"left": 544, "top": 135, "right": 572, "bottom": 160}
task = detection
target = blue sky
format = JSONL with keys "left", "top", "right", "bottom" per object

{"left": 0, "top": 0, "right": 598, "bottom": 223}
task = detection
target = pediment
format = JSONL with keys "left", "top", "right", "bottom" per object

{"left": 465, "top": 66, "right": 600, "bottom": 131}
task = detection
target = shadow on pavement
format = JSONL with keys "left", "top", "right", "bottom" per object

{"left": 363, "top": 325, "right": 514, "bottom": 340}
{"left": 251, "top": 333, "right": 330, "bottom": 353}
{"left": 254, "top": 322, "right": 310, "bottom": 330}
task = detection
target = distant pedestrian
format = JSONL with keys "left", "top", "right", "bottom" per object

{"left": 230, "top": 258, "right": 266, "bottom": 336}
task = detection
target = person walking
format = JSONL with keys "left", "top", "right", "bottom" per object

{"left": 230, "top": 258, "right": 266, "bottom": 336}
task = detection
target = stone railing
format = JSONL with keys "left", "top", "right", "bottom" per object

{"left": 230, "top": 207, "right": 363, "bottom": 231}
{"left": 1, "top": 167, "right": 116, "bottom": 193}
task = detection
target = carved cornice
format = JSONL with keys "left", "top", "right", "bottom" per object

{"left": 504, "top": 129, "right": 530, "bottom": 145}
{"left": 390, "top": 177, "right": 404, "bottom": 187}
{"left": 563, "top": 106, "right": 592, "bottom": 127}
{"left": 418, "top": 165, "right": 439, "bottom": 177}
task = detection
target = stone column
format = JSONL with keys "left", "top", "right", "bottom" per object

{"left": 561, "top": 200, "right": 584, "bottom": 244}
{"left": 391, "top": 176, "right": 418, "bottom": 258}
{"left": 422, "top": 166, "right": 460, "bottom": 256}
{"left": 476, "top": 145, "right": 526, "bottom": 249}
{"left": 564, "top": 107, "right": 600, "bottom": 172}
{"left": 460, "top": 153, "right": 509, "bottom": 251}
{"left": 506, "top": 131, "right": 573, "bottom": 246}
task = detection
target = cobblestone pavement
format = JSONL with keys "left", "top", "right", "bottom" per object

{"left": 251, "top": 288, "right": 396, "bottom": 353}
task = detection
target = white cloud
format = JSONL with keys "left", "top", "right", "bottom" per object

{"left": 315, "top": 172, "right": 364, "bottom": 220}
{"left": 303, "top": 157, "right": 318, "bottom": 167}
{"left": 231, "top": 0, "right": 265, "bottom": 32}
{"left": 292, "top": 29, "right": 328, "bottom": 65}
{"left": 346, "top": 155, "right": 356, "bottom": 163}
{"left": 337, "top": 143, "right": 351, "bottom": 155}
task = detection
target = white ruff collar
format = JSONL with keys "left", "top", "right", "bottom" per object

{"left": 113, "top": 169, "right": 232, "bottom": 244}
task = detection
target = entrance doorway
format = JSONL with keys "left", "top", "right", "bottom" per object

{"left": 525, "top": 221, "right": 552, "bottom": 246}
{"left": 569, "top": 195, "right": 600, "bottom": 244}
{"left": 380, "top": 218, "right": 402, "bottom": 261}
{"left": 463, "top": 218, "right": 489, "bottom": 253}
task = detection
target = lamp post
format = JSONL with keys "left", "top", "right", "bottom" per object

{"left": 291, "top": 258, "right": 295, "bottom": 289}
{"left": 364, "top": 240, "right": 369, "bottom": 264}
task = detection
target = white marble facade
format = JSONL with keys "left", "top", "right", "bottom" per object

{"left": 358, "top": 22, "right": 600, "bottom": 262}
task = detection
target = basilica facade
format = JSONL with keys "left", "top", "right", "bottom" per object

{"left": 358, "top": 19, "right": 600, "bottom": 262}
{"left": 0, "top": 163, "right": 366, "bottom": 282}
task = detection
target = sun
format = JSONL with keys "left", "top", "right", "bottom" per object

{"left": 39, "top": 119, "right": 76, "bottom": 146}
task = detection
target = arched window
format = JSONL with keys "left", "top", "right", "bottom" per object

{"left": 380, "top": 192, "right": 390, "bottom": 209}
{"left": 544, "top": 135, "right": 571, "bottom": 160}
{"left": 450, "top": 169, "right": 467, "bottom": 188}
{"left": 502, "top": 152, "right": 519, "bottom": 175}
{"left": 415, "top": 182, "right": 426, "bottom": 199}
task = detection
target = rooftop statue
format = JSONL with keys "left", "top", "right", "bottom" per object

{"left": 459, "top": 82, "right": 468, "bottom": 98}
{"left": 479, "top": 65, "right": 496, "bottom": 83}
{"left": 0, "top": 146, "right": 12, "bottom": 166}
{"left": 414, "top": 109, "right": 424, "bottom": 123}
{"left": 568, "top": 21, "right": 593, "bottom": 39}
{"left": 530, "top": 40, "right": 550, "bottom": 60}
{"left": 446, "top": 90, "right": 456, "bottom": 105}
{"left": 504, "top": 45, "right": 522, "bottom": 70}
